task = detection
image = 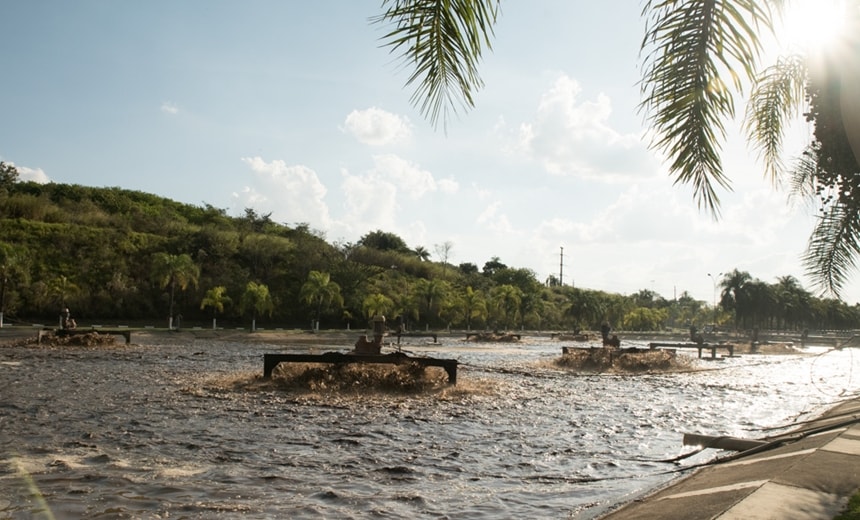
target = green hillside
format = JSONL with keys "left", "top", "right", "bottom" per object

{"left": 1, "top": 162, "right": 858, "bottom": 332}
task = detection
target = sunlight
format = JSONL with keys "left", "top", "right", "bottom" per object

{"left": 776, "top": 0, "right": 848, "bottom": 54}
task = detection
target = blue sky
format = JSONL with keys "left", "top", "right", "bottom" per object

{"left": 3, "top": 0, "right": 855, "bottom": 304}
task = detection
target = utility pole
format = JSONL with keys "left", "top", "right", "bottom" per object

{"left": 559, "top": 246, "right": 564, "bottom": 286}
{"left": 707, "top": 272, "right": 722, "bottom": 326}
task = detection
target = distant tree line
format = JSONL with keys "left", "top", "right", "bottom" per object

{"left": 1, "top": 162, "right": 859, "bottom": 332}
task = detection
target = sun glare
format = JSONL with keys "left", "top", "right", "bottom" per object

{"left": 777, "top": 0, "right": 848, "bottom": 54}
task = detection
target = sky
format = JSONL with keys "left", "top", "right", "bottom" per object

{"left": 2, "top": 0, "right": 857, "bottom": 305}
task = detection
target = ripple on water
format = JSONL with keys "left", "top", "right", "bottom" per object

{"left": 1, "top": 338, "right": 859, "bottom": 518}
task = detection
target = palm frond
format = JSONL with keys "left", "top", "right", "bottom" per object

{"left": 373, "top": 0, "right": 500, "bottom": 130}
{"left": 744, "top": 54, "right": 808, "bottom": 181}
{"left": 787, "top": 144, "right": 820, "bottom": 203}
{"left": 639, "top": 0, "right": 777, "bottom": 217}
{"left": 803, "top": 201, "right": 860, "bottom": 298}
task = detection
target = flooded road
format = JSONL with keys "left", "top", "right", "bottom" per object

{"left": 2, "top": 333, "right": 859, "bottom": 518}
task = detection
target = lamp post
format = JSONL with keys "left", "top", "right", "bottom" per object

{"left": 707, "top": 272, "right": 721, "bottom": 328}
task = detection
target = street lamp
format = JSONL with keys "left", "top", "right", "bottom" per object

{"left": 707, "top": 272, "right": 722, "bottom": 328}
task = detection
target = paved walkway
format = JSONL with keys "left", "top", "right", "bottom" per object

{"left": 600, "top": 398, "right": 860, "bottom": 519}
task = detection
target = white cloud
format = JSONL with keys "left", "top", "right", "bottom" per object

{"left": 342, "top": 107, "right": 412, "bottom": 146}
{"left": 514, "top": 74, "right": 658, "bottom": 181}
{"left": 331, "top": 154, "right": 461, "bottom": 242}
{"left": 236, "top": 156, "right": 331, "bottom": 227}
{"left": 476, "top": 201, "right": 516, "bottom": 235}
{"left": 15, "top": 165, "right": 50, "bottom": 184}
{"left": 160, "top": 102, "right": 178, "bottom": 114}
{"left": 370, "top": 154, "right": 448, "bottom": 199}
{"left": 232, "top": 186, "right": 267, "bottom": 208}
{"left": 502, "top": 175, "right": 817, "bottom": 299}
{"left": 339, "top": 168, "right": 399, "bottom": 233}
{"left": 437, "top": 177, "right": 459, "bottom": 193}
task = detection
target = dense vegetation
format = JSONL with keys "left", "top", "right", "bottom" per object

{"left": 1, "top": 164, "right": 859, "bottom": 332}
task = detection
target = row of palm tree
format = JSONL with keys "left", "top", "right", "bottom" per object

{"left": 152, "top": 253, "right": 276, "bottom": 331}
{"left": 17, "top": 254, "right": 810, "bottom": 334}
{"left": 190, "top": 264, "right": 860, "bottom": 334}
{"left": 715, "top": 269, "right": 856, "bottom": 330}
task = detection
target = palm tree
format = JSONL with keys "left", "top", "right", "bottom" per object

{"left": 200, "top": 286, "right": 231, "bottom": 330}
{"left": 412, "top": 278, "right": 450, "bottom": 328}
{"left": 413, "top": 246, "right": 431, "bottom": 261}
{"left": 459, "top": 285, "right": 488, "bottom": 331}
{"left": 745, "top": 280, "right": 776, "bottom": 329}
{"left": 151, "top": 253, "right": 200, "bottom": 329}
{"left": 300, "top": 270, "right": 344, "bottom": 331}
{"left": 362, "top": 293, "right": 394, "bottom": 319}
{"left": 564, "top": 288, "right": 606, "bottom": 331}
{"left": 490, "top": 284, "right": 522, "bottom": 330}
{"left": 672, "top": 291, "right": 705, "bottom": 329}
{"left": 773, "top": 275, "right": 810, "bottom": 329}
{"left": 720, "top": 269, "right": 752, "bottom": 329}
{"left": 239, "top": 281, "right": 274, "bottom": 332}
{"left": 374, "top": 1, "right": 860, "bottom": 297}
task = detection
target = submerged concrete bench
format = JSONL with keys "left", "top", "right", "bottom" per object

{"left": 394, "top": 331, "right": 438, "bottom": 344}
{"left": 263, "top": 351, "right": 458, "bottom": 384}
{"left": 648, "top": 342, "right": 734, "bottom": 359}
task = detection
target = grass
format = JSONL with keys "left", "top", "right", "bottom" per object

{"left": 835, "top": 490, "right": 860, "bottom": 520}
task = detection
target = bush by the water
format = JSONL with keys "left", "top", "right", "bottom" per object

{"left": 555, "top": 347, "right": 686, "bottom": 373}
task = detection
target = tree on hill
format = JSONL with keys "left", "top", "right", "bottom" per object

{"left": 454, "top": 285, "right": 488, "bottom": 331}
{"left": 564, "top": 288, "right": 607, "bottom": 331}
{"left": 490, "top": 283, "right": 522, "bottom": 330}
{"left": 151, "top": 253, "right": 200, "bottom": 329}
{"left": 482, "top": 256, "right": 506, "bottom": 276}
{"left": 413, "top": 246, "right": 431, "bottom": 261}
{"left": 0, "top": 162, "right": 19, "bottom": 189}
{"left": 412, "top": 278, "right": 450, "bottom": 328}
{"left": 358, "top": 230, "right": 410, "bottom": 253}
{"left": 300, "top": 270, "right": 343, "bottom": 331}
{"left": 362, "top": 293, "right": 394, "bottom": 320}
{"left": 240, "top": 281, "right": 274, "bottom": 332}
{"left": 48, "top": 275, "right": 80, "bottom": 325}
{"left": 200, "top": 286, "right": 231, "bottom": 330}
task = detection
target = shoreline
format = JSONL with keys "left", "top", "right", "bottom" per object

{"left": 0, "top": 325, "right": 840, "bottom": 350}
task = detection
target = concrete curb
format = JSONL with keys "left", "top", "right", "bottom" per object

{"left": 599, "top": 398, "right": 860, "bottom": 519}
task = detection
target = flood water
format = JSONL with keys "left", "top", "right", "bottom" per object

{"left": 2, "top": 333, "right": 859, "bottom": 519}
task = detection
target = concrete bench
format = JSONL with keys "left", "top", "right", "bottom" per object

{"left": 263, "top": 351, "right": 458, "bottom": 384}
{"left": 649, "top": 342, "right": 734, "bottom": 359}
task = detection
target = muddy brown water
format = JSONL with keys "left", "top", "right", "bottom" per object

{"left": 1, "top": 333, "right": 859, "bottom": 518}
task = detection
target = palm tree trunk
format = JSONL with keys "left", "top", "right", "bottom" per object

{"left": 168, "top": 279, "right": 176, "bottom": 330}
{"left": 315, "top": 297, "right": 323, "bottom": 332}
